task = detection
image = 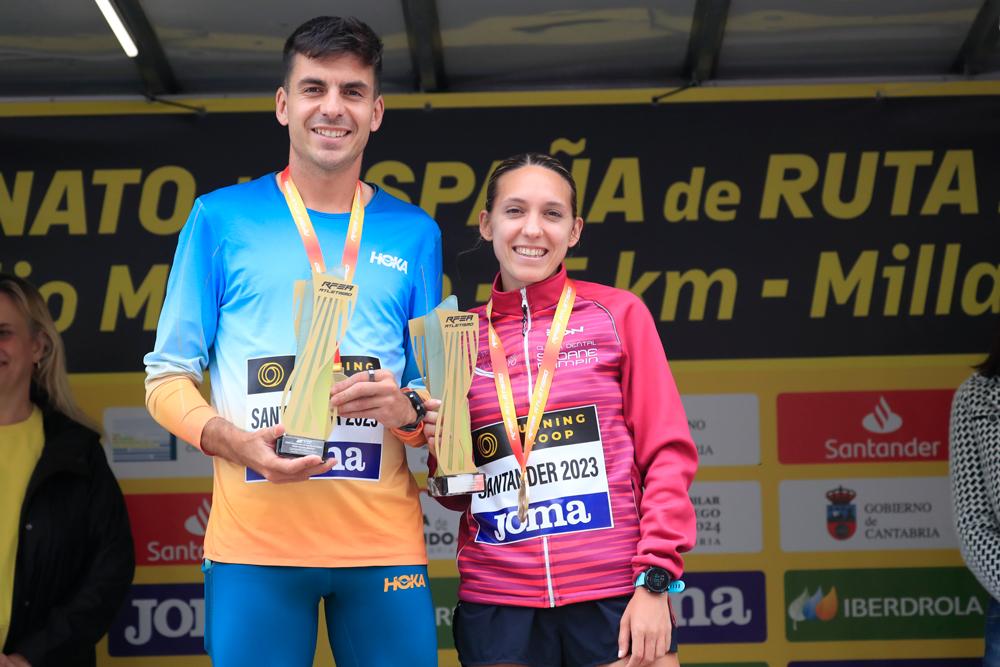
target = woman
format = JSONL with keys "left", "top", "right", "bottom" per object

{"left": 950, "top": 322, "right": 1000, "bottom": 666}
{"left": 0, "top": 274, "right": 134, "bottom": 667}
{"left": 420, "top": 154, "right": 697, "bottom": 666}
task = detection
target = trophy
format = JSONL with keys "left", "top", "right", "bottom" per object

{"left": 411, "top": 296, "right": 485, "bottom": 496}
{"left": 275, "top": 273, "right": 357, "bottom": 459}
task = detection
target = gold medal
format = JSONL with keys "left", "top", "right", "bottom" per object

{"left": 517, "top": 471, "right": 529, "bottom": 522}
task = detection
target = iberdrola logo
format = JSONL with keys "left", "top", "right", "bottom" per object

{"left": 788, "top": 586, "right": 838, "bottom": 630}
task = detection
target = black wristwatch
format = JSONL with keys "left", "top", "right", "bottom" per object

{"left": 634, "top": 566, "right": 672, "bottom": 594}
{"left": 398, "top": 389, "right": 426, "bottom": 432}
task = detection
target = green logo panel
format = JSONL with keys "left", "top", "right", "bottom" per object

{"left": 785, "top": 567, "right": 988, "bottom": 641}
{"left": 431, "top": 577, "right": 460, "bottom": 649}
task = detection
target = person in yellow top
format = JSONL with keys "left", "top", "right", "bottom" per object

{"left": 0, "top": 274, "right": 134, "bottom": 667}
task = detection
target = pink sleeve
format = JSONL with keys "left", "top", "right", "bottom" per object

{"left": 617, "top": 293, "right": 697, "bottom": 581}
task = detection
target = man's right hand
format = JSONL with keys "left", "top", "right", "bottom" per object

{"left": 200, "top": 417, "right": 336, "bottom": 483}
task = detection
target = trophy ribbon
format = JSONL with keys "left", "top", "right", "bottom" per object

{"left": 486, "top": 280, "right": 576, "bottom": 522}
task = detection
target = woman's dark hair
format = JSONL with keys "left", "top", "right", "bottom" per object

{"left": 975, "top": 318, "right": 1000, "bottom": 377}
{"left": 484, "top": 153, "right": 579, "bottom": 218}
{"left": 283, "top": 16, "right": 383, "bottom": 93}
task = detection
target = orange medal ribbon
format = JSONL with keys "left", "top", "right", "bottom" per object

{"left": 486, "top": 280, "right": 576, "bottom": 522}
{"left": 278, "top": 166, "right": 365, "bottom": 282}
{"left": 278, "top": 167, "right": 365, "bottom": 364}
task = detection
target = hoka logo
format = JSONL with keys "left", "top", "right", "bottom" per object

{"left": 370, "top": 251, "right": 408, "bottom": 274}
{"left": 384, "top": 573, "right": 427, "bottom": 592}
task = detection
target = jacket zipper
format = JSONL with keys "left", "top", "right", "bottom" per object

{"left": 520, "top": 287, "right": 556, "bottom": 608}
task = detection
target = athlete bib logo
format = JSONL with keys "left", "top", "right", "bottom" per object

{"left": 245, "top": 354, "right": 384, "bottom": 482}
{"left": 470, "top": 405, "right": 614, "bottom": 545}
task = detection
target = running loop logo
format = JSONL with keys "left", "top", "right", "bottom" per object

{"left": 257, "top": 362, "right": 285, "bottom": 389}
{"left": 384, "top": 572, "right": 427, "bottom": 592}
{"left": 369, "top": 251, "right": 408, "bottom": 274}
{"left": 862, "top": 396, "right": 903, "bottom": 434}
{"left": 476, "top": 432, "right": 499, "bottom": 459}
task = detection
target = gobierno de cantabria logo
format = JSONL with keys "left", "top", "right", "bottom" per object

{"left": 788, "top": 586, "right": 838, "bottom": 630}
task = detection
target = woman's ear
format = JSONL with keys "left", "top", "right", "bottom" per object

{"left": 568, "top": 216, "right": 584, "bottom": 248}
{"left": 479, "top": 210, "right": 493, "bottom": 241}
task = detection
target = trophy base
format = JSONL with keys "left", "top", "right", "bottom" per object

{"left": 428, "top": 472, "right": 486, "bottom": 497}
{"left": 275, "top": 434, "right": 328, "bottom": 460}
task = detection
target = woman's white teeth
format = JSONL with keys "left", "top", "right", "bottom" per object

{"left": 515, "top": 247, "right": 546, "bottom": 257}
{"left": 315, "top": 128, "right": 347, "bottom": 138}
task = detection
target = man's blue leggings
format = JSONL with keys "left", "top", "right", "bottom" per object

{"left": 203, "top": 560, "right": 437, "bottom": 667}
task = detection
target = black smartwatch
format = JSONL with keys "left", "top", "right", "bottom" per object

{"left": 398, "top": 389, "right": 427, "bottom": 432}
{"left": 634, "top": 566, "right": 672, "bottom": 594}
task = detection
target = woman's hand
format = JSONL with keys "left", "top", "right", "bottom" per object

{"left": 617, "top": 588, "right": 671, "bottom": 667}
{"left": 421, "top": 398, "right": 441, "bottom": 458}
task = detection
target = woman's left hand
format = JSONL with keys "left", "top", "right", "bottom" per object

{"left": 0, "top": 654, "right": 32, "bottom": 667}
{"left": 617, "top": 588, "right": 671, "bottom": 667}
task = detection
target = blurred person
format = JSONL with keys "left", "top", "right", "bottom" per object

{"left": 0, "top": 274, "right": 134, "bottom": 667}
{"left": 951, "top": 321, "right": 1000, "bottom": 666}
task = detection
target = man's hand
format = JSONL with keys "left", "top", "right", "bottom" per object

{"left": 618, "top": 587, "right": 672, "bottom": 667}
{"left": 329, "top": 369, "right": 416, "bottom": 429}
{"left": 420, "top": 399, "right": 442, "bottom": 458}
{"left": 200, "top": 417, "right": 336, "bottom": 483}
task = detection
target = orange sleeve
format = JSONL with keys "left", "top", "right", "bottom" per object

{"left": 145, "top": 375, "right": 219, "bottom": 451}
{"left": 390, "top": 388, "right": 430, "bottom": 446}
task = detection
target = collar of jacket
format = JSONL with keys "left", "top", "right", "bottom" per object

{"left": 29, "top": 408, "right": 95, "bottom": 484}
{"left": 488, "top": 265, "right": 568, "bottom": 317}
{"left": 966, "top": 373, "right": 1000, "bottom": 416}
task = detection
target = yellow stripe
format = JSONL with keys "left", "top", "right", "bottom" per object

{"left": 2, "top": 81, "right": 997, "bottom": 117}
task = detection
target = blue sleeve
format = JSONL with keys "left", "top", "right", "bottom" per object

{"left": 400, "top": 223, "right": 442, "bottom": 388}
{"left": 143, "top": 198, "right": 224, "bottom": 383}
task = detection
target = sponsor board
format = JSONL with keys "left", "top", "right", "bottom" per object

{"left": 406, "top": 441, "right": 430, "bottom": 473}
{"left": 779, "top": 477, "right": 957, "bottom": 552}
{"left": 432, "top": 577, "right": 459, "bottom": 650}
{"left": 420, "top": 490, "right": 462, "bottom": 560}
{"left": 126, "top": 493, "right": 211, "bottom": 565}
{"left": 681, "top": 394, "right": 761, "bottom": 466}
{"left": 777, "top": 390, "right": 952, "bottom": 464}
{"left": 103, "top": 407, "right": 212, "bottom": 479}
{"left": 690, "top": 481, "right": 762, "bottom": 553}
{"left": 785, "top": 567, "right": 989, "bottom": 641}
{"left": 788, "top": 661, "right": 979, "bottom": 666}
{"left": 109, "top": 584, "right": 205, "bottom": 656}
{"left": 670, "top": 571, "right": 766, "bottom": 644}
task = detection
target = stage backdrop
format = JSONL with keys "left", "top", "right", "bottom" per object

{"left": 2, "top": 81, "right": 998, "bottom": 666}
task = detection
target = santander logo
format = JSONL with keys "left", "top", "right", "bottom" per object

{"left": 126, "top": 493, "right": 210, "bottom": 565}
{"left": 861, "top": 397, "right": 903, "bottom": 434}
{"left": 184, "top": 498, "right": 211, "bottom": 536}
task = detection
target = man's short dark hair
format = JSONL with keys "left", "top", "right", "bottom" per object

{"left": 283, "top": 16, "right": 383, "bottom": 93}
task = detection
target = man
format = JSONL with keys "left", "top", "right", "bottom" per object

{"left": 144, "top": 16, "right": 439, "bottom": 667}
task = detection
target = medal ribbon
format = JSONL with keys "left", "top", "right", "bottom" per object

{"left": 486, "top": 280, "right": 576, "bottom": 519}
{"left": 278, "top": 166, "right": 365, "bottom": 282}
